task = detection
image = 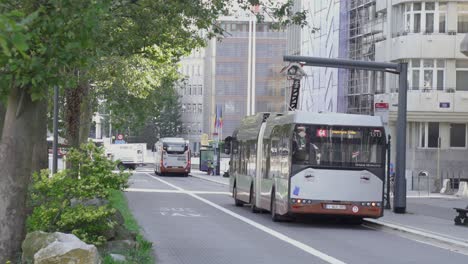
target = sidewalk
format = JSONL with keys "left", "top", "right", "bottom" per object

{"left": 367, "top": 194, "right": 468, "bottom": 246}
{"left": 190, "top": 169, "right": 230, "bottom": 185}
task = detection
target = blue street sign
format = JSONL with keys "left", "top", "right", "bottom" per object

{"left": 439, "top": 102, "right": 450, "bottom": 108}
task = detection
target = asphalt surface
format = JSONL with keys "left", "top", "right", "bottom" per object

{"left": 126, "top": 169, "right": 468, "bottom": 264}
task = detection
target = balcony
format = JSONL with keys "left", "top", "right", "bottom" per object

{"left": 374, "top": 90, "right": 468, "bottom": 121}
{"left": 374, "top": 33, "right": 468, "bottom": 61}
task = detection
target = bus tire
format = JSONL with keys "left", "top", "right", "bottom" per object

{"left": 250, "top": 185, "right": 261, "bottom": 213}
{"left": 270, "top": 190, "right": 281, "bottom": 222}
{"left": 233, "top": 185, "right": 244, "bottom": 207}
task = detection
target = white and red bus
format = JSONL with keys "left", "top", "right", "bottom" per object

{"left": 154, "top": 138, "right": 191, "bottom": 176}
{"left": 226, "top": 111, "right": 386, "bottom": 223}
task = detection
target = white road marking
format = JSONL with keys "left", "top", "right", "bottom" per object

{"left": 145, "top": 173, "right": 346, "bottom": 264}
{"left": 126, "top": 188, "right": 230, "bottom": 195}
{"left": 365, "top": 218, "right": 468, "bottom": 247}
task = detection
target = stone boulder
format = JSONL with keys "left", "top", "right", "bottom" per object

{"left": 103, "top": 239, "right": 137, "bottom": 253}
{"left": 22, "top": 231, "right": 100, "bottom": 264}
{"left": 22, "top": 232, "right": 57, "bottom": 263}
{"left": 109, "top": 253, "right": 126, "bottom": 262}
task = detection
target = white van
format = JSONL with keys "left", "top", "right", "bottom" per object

{"left": 105, "top": 143, "right": 146, "bottom": 170}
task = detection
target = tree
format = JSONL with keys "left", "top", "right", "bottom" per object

{"left": 0, "top": 0, "right": 307, "bottom": 260}
{"left": 0, "top": 1, "right": 108, "bottom": 260}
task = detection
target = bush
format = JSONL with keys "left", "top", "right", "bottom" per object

{"left": 27, "top": 143, "right": 129, "bottom": 245}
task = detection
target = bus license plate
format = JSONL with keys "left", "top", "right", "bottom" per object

{"left": 325, "top": 204, "right": 346, "bottom": 210}
{"left": 177, "top": 157, "right": 186, "bottom": 161}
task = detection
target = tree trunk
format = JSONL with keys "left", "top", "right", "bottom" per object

{"left": 65, "top": 82, "right": 86, "bottom": 148}
{"left": 0, "top": 86, "right": 47, "bottom": 262}
{"left": 79, "top": 84, "right": 92, "bottom": 145}
{"left": 0, "top": 103, "right": 6, "bottom": 138}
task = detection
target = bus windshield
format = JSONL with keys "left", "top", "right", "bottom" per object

{"left": 292, "top": 124, "right": 385, "bottom": 168}
{"left": 163, "top": 143, "right": 187, "bottom": 154}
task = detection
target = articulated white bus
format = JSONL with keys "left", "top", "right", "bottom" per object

{"left": 226, "top": 111, "right": 386, "bottom": 222}
{"left": 154, "top": 138, "right": 191, "bottom": 176}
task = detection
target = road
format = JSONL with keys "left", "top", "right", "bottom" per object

{"left": 126, "top": 169, "right": 468, "bottom": 264}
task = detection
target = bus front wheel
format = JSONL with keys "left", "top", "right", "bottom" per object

{"left": 270, "top": 190, "right": 288, "bottom": 222}
{"left": 233, "top": 185, "right": 244, "bottom": 207}
{"left": 250, "top": 186, "right": 261, "bottom": 213}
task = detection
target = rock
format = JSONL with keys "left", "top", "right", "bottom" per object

{"left": 440, "top": 179, "right": 452, "bottom": 194}
{"left": 102, "top": 211, "right": 134, "bottom": 241}
{"left": 109, "top": 253, "right": 126, "bottom": 262}
{"left": 114, "top": 224, "right": 137, "bottom": 241}
{"left": 112, "top": 210, "right": 125, "bottom": 226}
{"left": 104, "top": 240, "right": 137, "bottom": 253}
{"left": 21, "top": 231, "right": 100, "bottom": 264}
{"left": 456, "top": 182, "right": 468, "bottom": 197}
{"left": 22, "top": 231, "right": 57, "bottom": 264}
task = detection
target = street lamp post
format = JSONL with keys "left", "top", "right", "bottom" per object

{"left": 283, "top": 55, "right": 409, "bottom": 213}
{"left": 52, "top": 85, "right": 59, "bottom": 174}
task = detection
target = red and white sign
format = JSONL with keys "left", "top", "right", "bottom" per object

{"left": 316, "top": 129, "right": 328, "bottom": 137}
{"left": 117, "top": 134, "right": 124, "bottom": 140}
{"left": 375, "top": 102, "right": 389, "bottom": 109}
{"left": 352, "top": 206, "right": 359, "bottom": 213}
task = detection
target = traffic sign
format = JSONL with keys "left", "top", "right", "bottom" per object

{"left": 375, "top": 102, "right": 389, "bottom": 110}
{"left": 117, "top": 134, "right": 124, "bottom": 140}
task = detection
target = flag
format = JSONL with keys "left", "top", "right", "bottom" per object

{"left": 214, "top": 104, "right": 223, "bottom": 129}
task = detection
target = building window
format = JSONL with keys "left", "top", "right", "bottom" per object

{"left": 428, "top": 122, "right": 440, "bottom": 148}
{"left": 450, "top": 124, "right": 467, "bottom": 148}
{"left": 403, "top": 2, "right": 446, "bottom": 34}
{"left": 198, "top": 85, "right": 203, "bottom": 95}
{"left": 418, "top": 122, "right": 440, "bottom": 148}
{"left": 198, "top": 104, "right": 203, "bottom": 113}
{"left": 458, "top": 3, "right": 468, "bottom": 33}
{"left": 456, "top": 60, "right": 468, "bottom": 91}
{"left": 409, "top": 59, "right": 445, "bottom": 90}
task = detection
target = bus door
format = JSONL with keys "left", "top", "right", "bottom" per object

{"left": 254, "top": 122, "right": 267, "bottom": 208}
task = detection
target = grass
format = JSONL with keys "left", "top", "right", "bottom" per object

{"left": 104, "top": 190, "right": 155, "bottom": 264}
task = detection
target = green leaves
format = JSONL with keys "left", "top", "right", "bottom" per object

{"left": 27, "top": 143, "right": 129, "bottom": 245}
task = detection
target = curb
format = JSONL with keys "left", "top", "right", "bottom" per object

{"left": 364, "top": 218, "right": 468, "bottom": 249}
{"left": 190, "top": 174, "right": 229, "bottom": 186}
